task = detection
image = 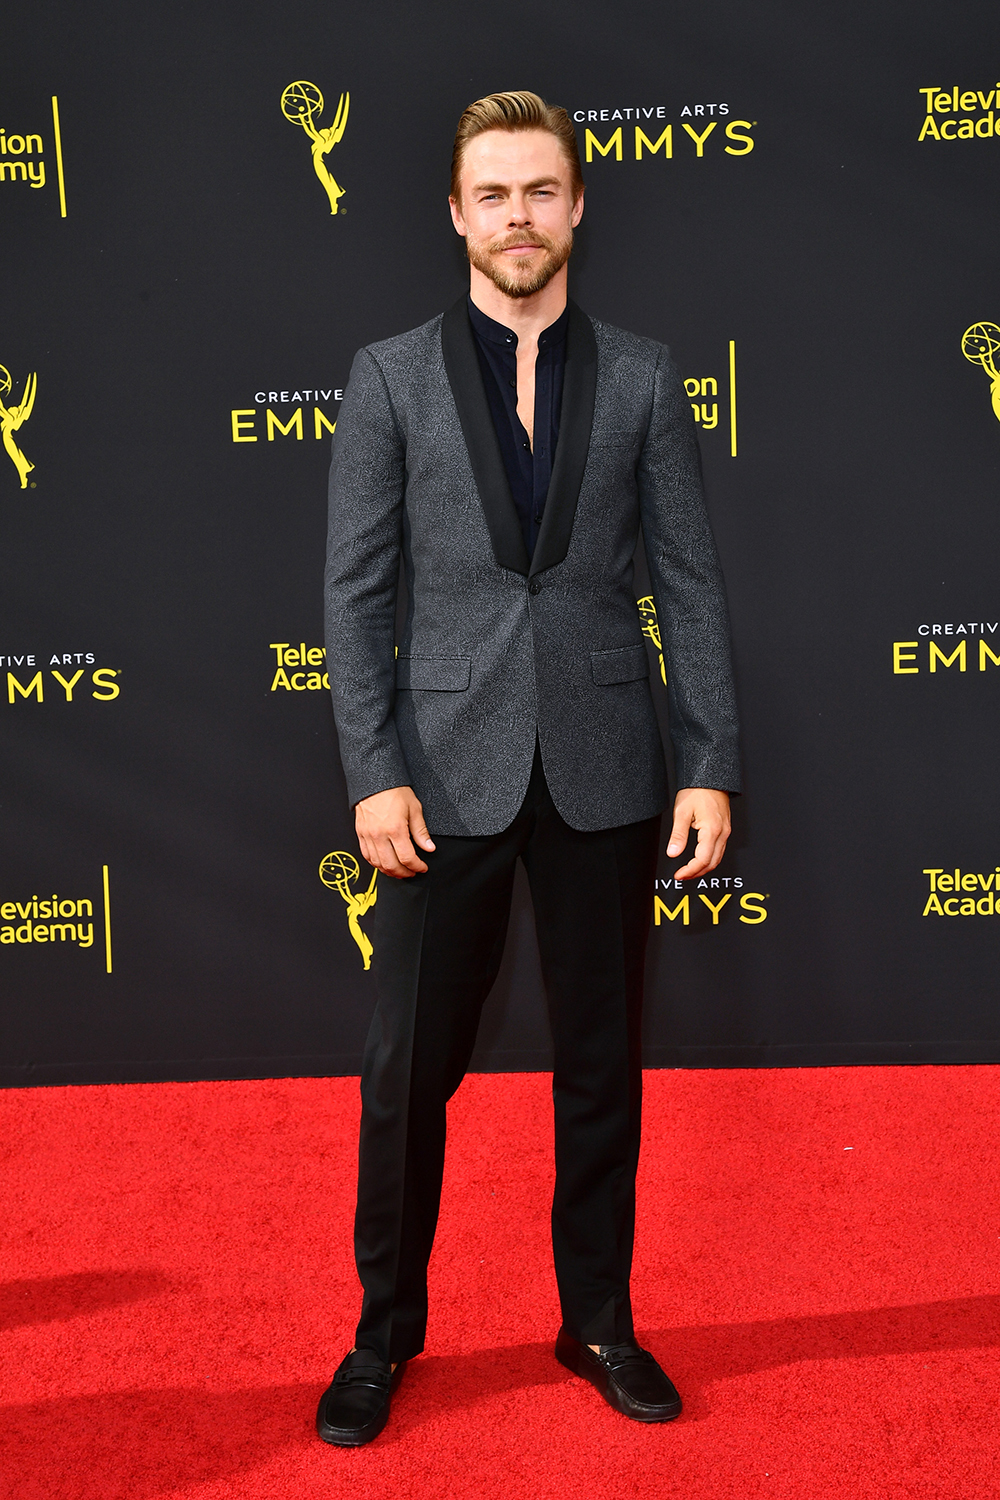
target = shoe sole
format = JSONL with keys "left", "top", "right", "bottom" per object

{"left": 317, "top": 1412, "right": 389, "bottom": 1447}
{"left": 555, "top": 1340, "right": 682, "bottom": 1423}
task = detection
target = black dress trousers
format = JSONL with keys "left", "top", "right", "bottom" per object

{"left": 352, "top": 749, "right": 661, "bottom": 1365}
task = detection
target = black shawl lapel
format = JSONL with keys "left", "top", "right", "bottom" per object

{"left": 529, "top": 302, "right": 598, "bottom": 579}
{"left": 441, "top": 296, "right": 530, "bottom": 576}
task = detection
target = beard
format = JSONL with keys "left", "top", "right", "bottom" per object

{"left": 465, "top": 226, "right": 573, "bottom": 298}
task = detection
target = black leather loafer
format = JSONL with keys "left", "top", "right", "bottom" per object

{"left": 555, "top": 1328, "right": 682, "bottom": 1422}
{"left": 316, "top": 1350, "right": 406, "bottom": 1446}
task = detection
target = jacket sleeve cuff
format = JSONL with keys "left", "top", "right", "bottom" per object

{"left": 343, "top": 744, "right": 413, "bottom": 809}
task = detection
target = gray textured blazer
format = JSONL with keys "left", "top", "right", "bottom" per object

{"left": 325, "top": 297, "right": 740, "bottom": 836}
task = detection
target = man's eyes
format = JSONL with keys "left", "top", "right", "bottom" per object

{"left": 477, "top": 189, "right": 556, "bottom": 202}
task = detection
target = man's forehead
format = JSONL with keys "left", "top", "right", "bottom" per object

{"left": 461, "top": 128, "right": 569, "bottom": 181}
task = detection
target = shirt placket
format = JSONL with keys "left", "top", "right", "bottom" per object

{"left": 533, "top": 342, "right": 550, "bottom": 530}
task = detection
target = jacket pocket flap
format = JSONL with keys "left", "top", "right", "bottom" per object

{"left": 590, "top": 644, "right": 649, "bottom": 686}
{"left": 396, "top": 655, "right": 472, "bottom": 691}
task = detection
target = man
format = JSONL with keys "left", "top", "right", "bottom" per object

{"left": 319, "top": 91, "right": 740, "bottom": 1445}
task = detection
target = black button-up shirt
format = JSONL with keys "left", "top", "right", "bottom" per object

{"left": 468, "top": 296, "right": 568, "bottom": 560}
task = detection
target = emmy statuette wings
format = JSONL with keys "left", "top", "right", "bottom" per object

{"left": 281, "top": 81, "right": 350, "bottom": 215}
{"left": 0, "top": 364, "right": 37, "bottom": 488}
{"left": 961, "top": 321, "right": 1000, "bottom": 426}
{"left": 320, "top": 852, "right": 377, "bottom": 969}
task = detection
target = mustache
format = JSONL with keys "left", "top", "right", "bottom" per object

{"left": 487, "top": 232, "right": 554, "bottom": 253}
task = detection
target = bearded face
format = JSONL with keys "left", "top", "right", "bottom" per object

{"left": 464, "top": 224, "right": 574, "bottom": 299}
{"left": 450, "top": 128, "right": 583, "bottom": 303}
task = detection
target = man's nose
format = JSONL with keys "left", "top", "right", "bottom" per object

{"left": 508, "top": 196, "right": 531, "bottom": 224}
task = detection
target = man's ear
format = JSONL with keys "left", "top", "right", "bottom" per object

{"left": 571, "top": 188, "right": 585, "bottom": 229}
{"left": 448, "top": 195, "right": 467, "bottom": 236}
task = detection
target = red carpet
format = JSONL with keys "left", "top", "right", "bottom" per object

{"left": 1, "top": 1066, "right": 998, "bottom": 1499}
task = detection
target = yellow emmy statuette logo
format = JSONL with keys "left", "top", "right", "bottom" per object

{"left": 637, "top": 596, "right": 666, "bottom": 684}
{"left": 281, "top": 80, "right": 349, "bottom": 215}
{"left": 0, "top": 364, "right": 36, "bottom": 488}
{"left": 320, "top": 850, "right": 377, "bottom": 969}
{"left": 962, "top": 322, "right": 1000, "bottom": 427}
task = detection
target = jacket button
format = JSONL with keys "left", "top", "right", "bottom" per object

{"left": 528, "top": 580, "right": 541, "bottom": 595}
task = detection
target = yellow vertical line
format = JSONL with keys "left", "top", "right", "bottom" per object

{"left": 728, "top": 340, "right": 737, "bottom": 457}
{"left": 102, "top": 864, "right": 112, "bottom": 973}
{"left": 51, "top": 95, "right": 67, "bottom": 217}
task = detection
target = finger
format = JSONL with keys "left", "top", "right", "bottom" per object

{"left": 709, "top": 827, "right": 731, "bottom": 870}
{"left": 389, "top": 831, "right": 429, "bottom": 876}
{"left": 370, "top": 834, "right": 413, "bottom": 879}
{"left": 673, "top": 822, "right": 724, "bottom": 881}
{"left": 665, "top": 808, "right": 692, "bottom": 858}
{"left": 411, "top": 819, "right": 436, "bottom": 853}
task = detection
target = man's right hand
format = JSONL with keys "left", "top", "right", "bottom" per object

{"left": 354, "top": 786, "right": 436, "bottom": 878}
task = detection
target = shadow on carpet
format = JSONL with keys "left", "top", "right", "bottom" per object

{"left": 6, "top": 1294, "right": 999, "bottom": 1496}
{"left": 0, "top": 1271, "right": 177, "bottom": 1334}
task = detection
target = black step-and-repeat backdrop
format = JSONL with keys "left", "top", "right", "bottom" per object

{"left": 3, "top": 0, "right": 999, "bottom": 1086}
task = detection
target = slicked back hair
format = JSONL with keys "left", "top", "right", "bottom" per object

{"left": 450, "top": 91, "right": 584, "bottom": 203}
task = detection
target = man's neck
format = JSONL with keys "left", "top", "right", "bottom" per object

{"left": 468, "top": 264, "right": 568, "bottom": 344}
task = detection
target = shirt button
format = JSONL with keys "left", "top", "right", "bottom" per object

{"left": 522, "top": 441, "right": 530, "bottom": 450}
{"left": 528, "top": 579, "right": 541, "bottom": 595}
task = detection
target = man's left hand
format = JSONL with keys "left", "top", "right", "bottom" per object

{"left": 666, "top": 788, "right": 732, "bottom": 880}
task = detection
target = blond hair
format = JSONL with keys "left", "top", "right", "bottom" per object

{"left": 450, "top": 91, "right": 584, "bottom": 202}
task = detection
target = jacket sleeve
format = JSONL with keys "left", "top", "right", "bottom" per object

{"left": 324, "top": 347, "right": 411, "bottom": 806}
{"left": 637, "top": 345, "right": 742, "bottom": 793}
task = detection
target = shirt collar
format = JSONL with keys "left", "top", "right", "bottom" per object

{"left": 467, "top": 295, "right": 569, "bottom": 352}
